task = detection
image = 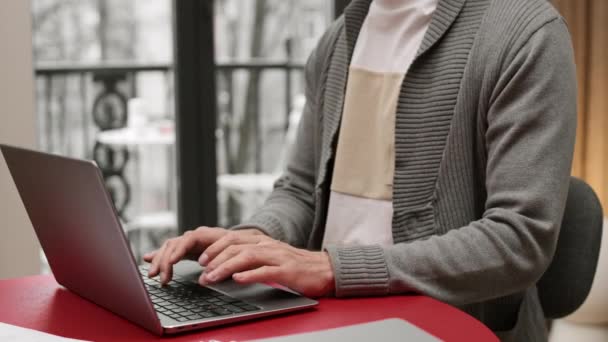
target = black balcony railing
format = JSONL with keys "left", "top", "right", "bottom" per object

{"left": 35, "top": 62, "right": 173, "bottom": 219}
{"left": 34, "top": 59, "right": 304, "bottom": 222}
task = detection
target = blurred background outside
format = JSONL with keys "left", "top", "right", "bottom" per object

{"left": 31, "top": 0, "right": 331, "bottom": 267}
{"left": 28, "top": 0, "right": 607, "bottom": 271}
{"left": 0, "top": 0, "right": 601, "bottom": 340}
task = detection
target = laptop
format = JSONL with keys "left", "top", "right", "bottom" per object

{"left": 0, "top": 144, "right": 317, "bottom": 335}
{"left": 252, "top": 319, "right": 441, "bottom": 342}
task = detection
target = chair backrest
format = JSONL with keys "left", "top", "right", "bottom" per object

{"left": 537, "top": 177, "right": 604, "bottom": 319}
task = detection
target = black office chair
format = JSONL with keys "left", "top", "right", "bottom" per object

{"left": 537, "top": 177, "right": 604, "bottom": 319}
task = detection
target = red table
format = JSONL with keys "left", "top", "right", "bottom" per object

{"left": 0, "top": 275, "right": 497, "bottom": 342}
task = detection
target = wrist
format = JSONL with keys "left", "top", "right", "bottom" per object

{"left": 320, "top": 251, "right": 336, "bottom": 296}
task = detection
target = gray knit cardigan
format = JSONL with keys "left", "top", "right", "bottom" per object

{"left": 235, "top": 0, "right": 577, "bottom": 340}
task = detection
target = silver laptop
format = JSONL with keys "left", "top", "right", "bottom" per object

{"left": 252, "top": 319, "right": 441, "bottom": 342}
{"left": 1, "top": 144, "right": 317, "bottom": 335}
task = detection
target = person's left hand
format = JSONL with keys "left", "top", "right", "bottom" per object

{"left": 200, "top": 239, "right": 335, "bottom": 298}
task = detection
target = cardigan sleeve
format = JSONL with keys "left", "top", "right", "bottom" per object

{"left": 326, "top": 17, "right": 578, "bottom": 304}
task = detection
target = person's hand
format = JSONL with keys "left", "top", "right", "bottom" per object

{"left": 200, "top": 239, "right": 335, "bottom": 298}
{"left": 142, "top": 227, "right": 266, "bottom": 284}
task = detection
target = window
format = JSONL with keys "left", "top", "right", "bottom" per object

{"left": 31, "top": 0, "right": 176, "bottom": 266}
{"left": 31, "top": 0, "right": 335, "bottom": 269}
{"left": 214, "top": 0, "right": 331, "bottom": 226}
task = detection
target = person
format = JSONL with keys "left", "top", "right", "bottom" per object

{"left": 144, "top": 0, "right": 576, "bottom": 340}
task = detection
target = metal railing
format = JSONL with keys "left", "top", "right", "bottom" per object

{"left": 34, "top": 59, "right": 304, "bottom": 220}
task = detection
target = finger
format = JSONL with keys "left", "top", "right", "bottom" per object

{"left": 203, "top": 232, "right": 264, "bottom": 265}
{"left": 158, "top": 240, "right": 177, "bottom": 285}
{"left": 193, "top": 226, "right": 231, "bottom": 246}
{"left": 148, "top": 243, "right": 168, "bottom": 277}
{"left": 205, "top": 244, "right": 244, "bottom": 272}
{"left": 200, "top": 248, "right": 272, "bottom": 285}
{"left": 143, "top": 250, "right": 157, "bottom": 262}
{"left": 232, "top": 266, "right": 284, "bottom": 284}
{"left": 195, "top": 227, "right": 230, "bottom": 266}
{"left": 168, "top": 231, "right": 199, "bottom": 264}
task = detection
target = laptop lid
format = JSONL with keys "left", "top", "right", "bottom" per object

{"left": 1, "top": 144, "right": 163, "bottom": 335}
{"left": 251, "top": 319, "right": 441, "bottom": 342}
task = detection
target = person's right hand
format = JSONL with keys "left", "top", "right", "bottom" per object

{"left": 142, "top": 227, "right": 267, "bottom": 285}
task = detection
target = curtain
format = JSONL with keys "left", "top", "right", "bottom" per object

{"left": 552, "top": 0, "right": 608, "bottom": 214}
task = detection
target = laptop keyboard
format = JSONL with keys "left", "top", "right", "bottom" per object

{"left": 138, "top": 266, "right": 260, "bottom": 322}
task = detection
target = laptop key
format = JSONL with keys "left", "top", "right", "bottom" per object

{"left": 239, "top": 304, "right": 260, "bottom": 312}
{"left": 192, "top": 298, "right": 211, "bottom": 304}
{"left": 200, "top": 312, "right": 217, "bottom": 318}
{"left": 211, "top": 308, "right": 232, "bottom": 316}
{"left": 224, "top": 305, "right": 244, "bottom": 313}
{"left": 217, "top": 295, "right": 240, "bottom": 303}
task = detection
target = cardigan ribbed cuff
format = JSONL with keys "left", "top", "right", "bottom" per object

{"left": 325, "top": 244, "right": 390, "bottom": 297}
{"left": 231, "top": 214, "right": 287, "bottom": 242}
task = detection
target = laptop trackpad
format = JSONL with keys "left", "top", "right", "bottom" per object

{"left": 172, "top": 260, "right": 306, "bottom": 308}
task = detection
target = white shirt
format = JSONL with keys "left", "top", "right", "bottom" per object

{"left": 322, "top": 0, "right": 439, "bottom": 248}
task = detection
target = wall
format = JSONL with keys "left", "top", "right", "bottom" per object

{"left": 0, "top": 1, "right": 41, "bottom": 278}
{"left": 553, "top": 0, "right": 608, "bottom": 213}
